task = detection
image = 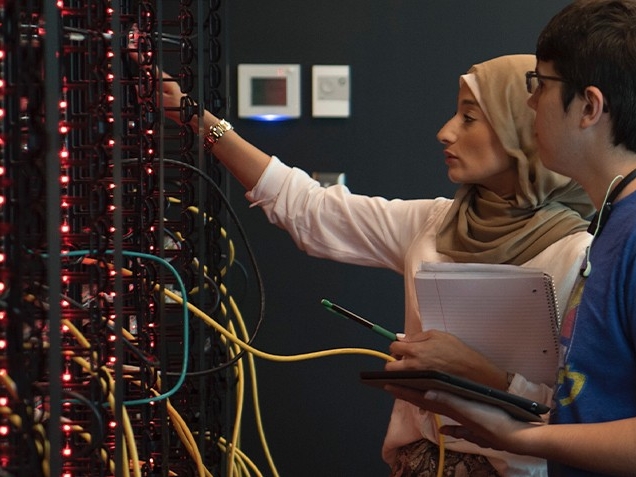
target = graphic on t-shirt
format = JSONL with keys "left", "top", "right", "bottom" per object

{"left": 556, "top": 364, "right": 585, "bottom": 406}
{"left": 555, "top": 276, "right": 587, "bottom": 407}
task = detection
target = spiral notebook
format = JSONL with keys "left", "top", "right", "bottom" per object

{"left": 415, "top": 262, "right": 560, "bottom": 384}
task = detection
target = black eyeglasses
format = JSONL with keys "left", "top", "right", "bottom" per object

{"left": 525, "top": 71, "right": 568, "bottom": 94}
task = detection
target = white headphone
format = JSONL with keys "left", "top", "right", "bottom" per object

{"left": 580, "top": 172, "right": 636, "bottom": 277}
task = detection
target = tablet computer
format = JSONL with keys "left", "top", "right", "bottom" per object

{"left": 360, "top": 370, "right": 550, "bottom": 422}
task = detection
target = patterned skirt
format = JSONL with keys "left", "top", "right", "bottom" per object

{"left": 390, "top": 438, "right": 500, "bottom": 477}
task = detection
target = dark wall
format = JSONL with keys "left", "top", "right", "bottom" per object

{"left": 221, "top": 2, "right": 571, "bottom": 475}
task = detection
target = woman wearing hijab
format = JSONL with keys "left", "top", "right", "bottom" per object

{"left": 380, "top": 55, "right": 593, "bottom": 476}
{"left": 151, "top": 54, "right": 593, "bottom": 476}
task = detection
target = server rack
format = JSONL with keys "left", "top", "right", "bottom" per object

{"left": 0, "top": 1, "right": 242, "bottom": 476}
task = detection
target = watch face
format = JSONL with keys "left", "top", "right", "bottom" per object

{"left": 211, "top": 125, "right": 223, "bottom": 138}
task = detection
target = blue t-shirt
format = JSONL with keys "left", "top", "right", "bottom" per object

{"left": 549, "top": 191, "right": 636, "bottom": 476}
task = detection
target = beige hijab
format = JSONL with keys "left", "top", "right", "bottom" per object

{"left": 436, "top": 54, "right": 594, "bottom": 265}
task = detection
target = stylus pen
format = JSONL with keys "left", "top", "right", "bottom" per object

{"left": 321, "top": 298, "right": 397, "bottom": 341}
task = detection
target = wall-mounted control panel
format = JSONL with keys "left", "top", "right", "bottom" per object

{"left": 238, "top": 64, "right": 301, "bottom": 121}
{"left": 312, "top": 65, "right": 350, "bottom": 118}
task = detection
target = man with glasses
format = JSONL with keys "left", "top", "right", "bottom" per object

{"left": 524, "top": 71, "right": 567, "bottom": 95}
{"left": 386, "top": 1, "right": 636, "bottom": 476}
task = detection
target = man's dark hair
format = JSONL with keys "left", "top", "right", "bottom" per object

{"left": 536, "top": 0, "right": 636, "bottom": 152}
